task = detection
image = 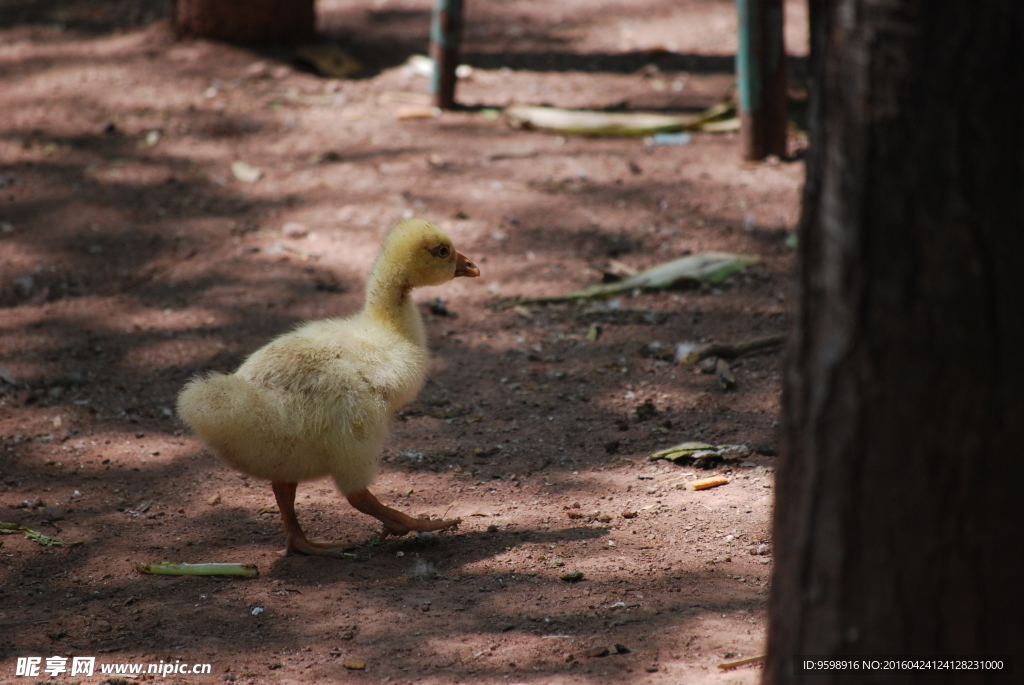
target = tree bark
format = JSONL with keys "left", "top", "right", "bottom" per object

{"left": 172, "top": 0, "right": 315, "bottom": 43}
{"left": 767, "top": 0, "right": 1024, "bottom": 682}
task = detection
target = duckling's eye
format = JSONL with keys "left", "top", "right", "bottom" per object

{"left": 437, "top": 245, "right": 451, "bottom": 258}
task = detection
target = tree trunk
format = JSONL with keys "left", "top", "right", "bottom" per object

{"left": 767, "top": 0, "right": 1024, "bottom": 682}
{"left": 172, "top": 0, "right": 315, "bottom": 43}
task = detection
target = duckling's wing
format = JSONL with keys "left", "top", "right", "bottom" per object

{"left": 177, "top": 371, "right": 295, "bottom": 454}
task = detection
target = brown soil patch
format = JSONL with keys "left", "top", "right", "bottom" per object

{"left": 1, "top": 1, "right": 806, "bottom": 683}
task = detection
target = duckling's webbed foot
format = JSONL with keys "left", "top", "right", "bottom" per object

{"left": 272, "top": 481, "right": 354, "bottom": 558}
{"left": 346, "top": 489, "right": 461, "bottom": 540}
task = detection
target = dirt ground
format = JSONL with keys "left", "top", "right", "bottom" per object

{"left": 0, "top": 1, "right": 807, "bottom": 683}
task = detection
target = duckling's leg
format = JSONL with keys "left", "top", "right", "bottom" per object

{"left": 272, "top": 481, "right": 353, "bottom": 558}
{"left": 346, "top": 489, "right": 461, "bottom": 539}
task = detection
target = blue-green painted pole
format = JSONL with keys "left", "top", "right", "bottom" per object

{"left": 736, "top": 0, "right": 787, "bottom": 159}
{"left": 430, "top": 0, "right": 464, "bottom": 109}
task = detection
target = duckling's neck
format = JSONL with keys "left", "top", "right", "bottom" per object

{"left": 363, "top": 269, "right": 426, "bottom": 348}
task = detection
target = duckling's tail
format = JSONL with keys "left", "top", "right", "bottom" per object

{"left": 176, "top": 373, "right": 288, "bottom": 471}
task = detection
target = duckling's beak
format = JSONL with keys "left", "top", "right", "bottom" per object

{"left": 454, "top": 251, "right": 480, "bottom": 278}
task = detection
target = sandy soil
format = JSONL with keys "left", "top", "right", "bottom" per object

{"left": 1, "top": 1, "right": 806, "bottom": 683}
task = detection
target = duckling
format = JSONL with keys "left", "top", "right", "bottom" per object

{"left": 177, "top": 219, "right": 479, "bottom": 557}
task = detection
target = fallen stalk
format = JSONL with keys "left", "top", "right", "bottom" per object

{"left": 717, "top": 654, "right": 766, "bottom": 670}
{"left": 137, "top": 562, "right": 259, "bottom": 577}
{"left": 498, "top": 251, "right": 761, "bottom": 308}
{"left": 0, "top": 521, "right": 82, "bottom": 547}
{"left": 678, "top": 333, "right": 786, "bottom": 365}
{"left": 504, "top": 101, "right": 736, "bottom": 137}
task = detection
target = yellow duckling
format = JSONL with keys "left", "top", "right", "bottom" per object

{"left": 177, "top": 219, "right": 479, "bottom": 556}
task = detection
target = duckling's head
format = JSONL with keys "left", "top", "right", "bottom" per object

{"left": 374, "top": 218, "right": 480, "bottom": 289}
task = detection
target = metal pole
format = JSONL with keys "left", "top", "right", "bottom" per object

{"left": 736, "top": 0, "right": 787, "bottom": 160}
{"left": 430, "top": 0, "right": 464, "bottom": 109}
